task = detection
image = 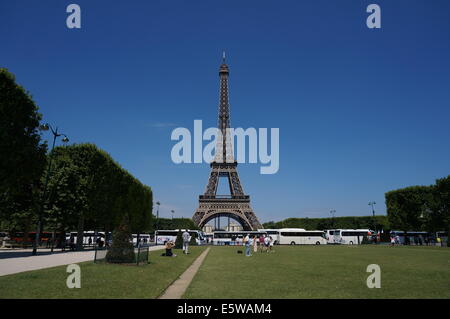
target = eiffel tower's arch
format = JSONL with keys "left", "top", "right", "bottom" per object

{"left": 192, "top": 57, "right": 262, "bottom": 231}
{"left": 198, "top": 211, "right": 253, "bottom": 231}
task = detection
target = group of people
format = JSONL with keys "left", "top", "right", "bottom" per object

{"left": 162, "top": 230, "right": 192, "bottom": 257}
{"left": 243, "top": 234, "right": 274, "bottom": 257}
{"left": 390, "top": 234, "right": 445, "bottom": 246}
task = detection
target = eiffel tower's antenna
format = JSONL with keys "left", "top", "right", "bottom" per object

{"left": 222, "top": 51, "right": 226, "bottom": 63}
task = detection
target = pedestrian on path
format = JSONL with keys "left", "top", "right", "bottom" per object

{"left": 244, "top": 234, "right": 251, "bottom": 256}
{"left": 182, "top": 230, "right": 190, "bottom": 254}
{"left": 253, "top": 235, "right": 258, "bottom": 253}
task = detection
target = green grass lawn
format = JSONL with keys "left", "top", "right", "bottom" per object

{"left": 183, "top": 245, "right": 450, "bottom": 299}
{"left": 0, "top": 246, "right": 205, "bottom": 299}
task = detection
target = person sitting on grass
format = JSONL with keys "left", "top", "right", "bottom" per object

{"left": 163, "top": 240, "right": 176, "bottom": 257}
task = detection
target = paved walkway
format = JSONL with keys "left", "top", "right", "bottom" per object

{"left": 0, "top": 246, "right": 165, "bottom": 277}
{"left": 159, "top": 247, "right": 210, "bottom": 299}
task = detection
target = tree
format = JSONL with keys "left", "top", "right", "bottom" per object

{"left": 0, "top": 68, "right": 47, "bottom": 231}
{"left": 175, "top": 230, "right": 183, "bottom": 249}
{"left": 386, "top": 186, "right": 433, "bottom": 236}
{"left": 189, "top": 234, "right": 198, "bottom": 246}
{"left": 45, "top": 143, "right": 153, "bottom": 248}
{"left": 432, "top": 176, "right": 450, "bottom": 246}
{"left": 105, "top": 220, "right": 135, "bottom": 263}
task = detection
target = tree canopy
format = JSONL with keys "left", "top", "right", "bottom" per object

{"left": 262, "top": 215, "right": 389, "bottom": 231}
{"left": 45, "top": 143, "right": 153, "bottom": 245}
{"left": 385, "top": 175, "right": 449, "bottom": 235}
{"left": 0, "top": 68, "right": 47, "bottom": 232}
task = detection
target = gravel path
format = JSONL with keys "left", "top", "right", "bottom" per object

{"left": 159, "top": 247, "right": 210, "bottom": 299}
{"left": 0, "top": 246, "right": 165, "bottom": 277}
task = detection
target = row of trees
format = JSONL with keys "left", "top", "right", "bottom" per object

{"left": 262, "top": 215, "right": 389, "bottom": 231}
{"left": 152, "top": 217, "right": 199, "bottom": 232}
{"left": 0, "top": 68, "right": 47, "bottom": 235}
{"left": 385, "top": 175, "right": 449, "bottom": 236}
{"left": 0, "top": 68, "right": 153, "bottom": 250}
{"left": 45, "top": 144, "right": 153, "bottom": 249}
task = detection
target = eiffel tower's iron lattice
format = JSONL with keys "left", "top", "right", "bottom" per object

{"left": 192, "top": 57, "right": 262, "bottom": 231}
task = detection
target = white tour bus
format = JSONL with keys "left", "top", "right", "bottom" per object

{"left": 212, "top": 230, "right": 266, "bottom": 245}
{"left": 66, "top": 231, "right": 105, "bottom": 245}
{"left": 155, "top": 229, "right": 205, "bottom": 245}
{"left": 132, "top": 234, "right": 151, "bottom": 245}
{"left": 258, "top": 229, "right": 280, "bottom": 244}
{"left": 278, "top": 228, "right": 327, "bottom": 245}
{"left": 325, "top": 229, "right": 371, "bottom": 245}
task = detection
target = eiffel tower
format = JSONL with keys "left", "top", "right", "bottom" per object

{"left": 192, "top": 55, "right": 262, "bottom": 231}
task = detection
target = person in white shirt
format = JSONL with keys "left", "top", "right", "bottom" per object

{"left": 182, "top": 230, "right": 190, "bottom": 254}
{"left": 244, "top": 234, "right": 251, "bottom": 256}
{"left": 264, "top": 236, "right": 270, "bottom": 253}
{"left": 269, "top": 236, "right": 274, "bottom": 252}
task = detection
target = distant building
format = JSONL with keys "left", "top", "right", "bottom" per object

{"left": 225, "top": 222, "right": 242, "bottom": 232}
{"left": 203, "top": 224, "right": 213, "bottom": 234}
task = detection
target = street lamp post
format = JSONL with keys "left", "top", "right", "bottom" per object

{"left": 32, "top": 123, "right": 69, "bottom": 255}
{"left": 368, "top": 201, "right": 377, "bottom": 242}
{"left": 330, "top": 209, "right": 336, "bottom": 228}
{"left": 171, "top": 210, "right": 174, "bottom": 220}
{"left": 155, "top": 201, "right": 160, "bottom": 231}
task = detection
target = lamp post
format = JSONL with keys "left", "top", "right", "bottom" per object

{"left": 330, "top": 209, "right": 336, "bottom": 228}
{"left": 155, "top": 201, "right": 160, "bottom": 231}
{"left": 368, "top": 201, "right": 377, "bottom": 242}
{"left": 32, "top": 123, "right": 69, "bottom": 255}
{"left": 171, "top": 210, "right": 174, "bottom": 220}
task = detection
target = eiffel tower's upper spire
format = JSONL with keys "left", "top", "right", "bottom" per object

{"left": 215, "top": 52, "right": 233, "bottom": 163}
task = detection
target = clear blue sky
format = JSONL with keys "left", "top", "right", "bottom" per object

{"left": 1, "top": 0, "right": 449, "bottom": 223}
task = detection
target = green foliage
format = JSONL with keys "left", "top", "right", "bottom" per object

{"left": 152, "top": 218, "right": 199, "bottom": 232}
{"left": 385, "top": 186, "right": 432, "bottom": 232}
{"left": 385, "top": 176, "right": 449, "bottom": 233}
{"left": 175, "top": 230, "right": 183, "bottom": 249}
{"left": 45, "top": 144, "right": 153, "bottom": 238}
{"left": 106, "top": 222, "right": 135, "bottom": 263}
{"left": 0, "top": 68, "right": 47, "bottom": 231}
{"left": 189, "top": 234, "right": 198, "bottom": 246}
{"left": 433, "top": 176, "right": 450, "bottom": 247}
{"left": 262, "top": 215, "right": 389, "bottom": 231}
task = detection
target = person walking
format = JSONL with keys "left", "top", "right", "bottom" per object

{"left": 264, "top": 235, "right": 270, "bottom": 253}
{"left": 269, "top": 236, "right": 274, "bottom": 252}
{"left": 182, "top": 230, "right": 190, "bottom": 254}
{"left": 390, "top": 236, "right": 395, "bottom": 246}
{"left": 253, "top": 235, "right": 258, "bottom": 253}
{"left": 244, "top": 234, "right": 251, "bottom": 256}
{"left": 259, "top": 234, "right": 265, "bottom": 252}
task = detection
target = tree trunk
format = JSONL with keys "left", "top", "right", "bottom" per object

{"left": 76, "top": 215, "right": 84, "bottom": 250}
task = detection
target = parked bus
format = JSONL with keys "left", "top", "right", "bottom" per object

{"left": 278, "top": 228, "right": 327, "bottom": 245}
{"left": 66, "top": 231, "right": 106, "bottom": 246}
{"left": 212, "top": 230, "right": 267, "bottom": 245}
{"left": 325, "top": 229, "right": 371, "bottom": 245}
{"left": 132, "top": 234, "right": 151, "bottom": 245}
{"left": 155, "top": 229, "right": 205, "bottom": 245}
{"left": 10, "top": 232, "right": 53, "bottom": 244}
